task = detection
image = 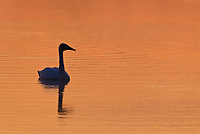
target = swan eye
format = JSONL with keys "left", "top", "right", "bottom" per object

{"left": 65, "top": 46, "right": 68, "bottom": 50}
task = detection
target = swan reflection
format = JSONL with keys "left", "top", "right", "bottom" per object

{"left": 38, "top": 78, "right": 74, "bottom": 116}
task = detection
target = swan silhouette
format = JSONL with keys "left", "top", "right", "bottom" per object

{"left": 38, "top": 43, "right": 76, "bottom": 80}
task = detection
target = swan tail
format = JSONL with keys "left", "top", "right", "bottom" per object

{"left": 38, "top": 71, "right": 41, "bottom": 77}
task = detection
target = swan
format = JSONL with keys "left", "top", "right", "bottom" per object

{"left": 38, "top": 43, "right": 76, "bottom": 80}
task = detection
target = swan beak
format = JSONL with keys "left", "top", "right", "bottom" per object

{"left": 67, "top": 46, "right": 76, "bottom": 51}
{"left": 71, "top": 48, "right": 76, "bottom": 51}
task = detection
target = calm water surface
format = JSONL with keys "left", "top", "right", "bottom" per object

{"left": 1, "top": 0, "right": 200, "bottom": 134}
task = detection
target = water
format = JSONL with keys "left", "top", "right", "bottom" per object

{"left": 1, "top": 0, "right": 200, "bottom": 134}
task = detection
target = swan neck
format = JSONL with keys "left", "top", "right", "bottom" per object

{"left": 59, "top": 50, "right": 65, "bottom": 71}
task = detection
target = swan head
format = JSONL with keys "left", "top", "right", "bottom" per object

{"left": 59, "top": 43, "right": 76, "bottom": 51}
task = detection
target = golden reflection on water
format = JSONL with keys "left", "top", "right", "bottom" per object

{"left": 1, "top": 0, "right": 200, "bottom": 134}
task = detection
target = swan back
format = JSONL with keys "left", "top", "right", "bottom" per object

{"left": 38, "top": 67, "right": 70, "bottom": 80}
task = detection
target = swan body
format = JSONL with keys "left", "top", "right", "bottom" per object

{"left": 38, "top": 43, "right": 76, "bottom": 80}
{"left": 38, "top": 67, "right": 70, "bottom": 80}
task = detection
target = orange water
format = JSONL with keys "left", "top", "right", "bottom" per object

{"left": 1, "top": 0, "right": 200, "bottom": 134}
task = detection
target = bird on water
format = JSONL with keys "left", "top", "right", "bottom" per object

{"left": 38, "top": 43, "right": 76, "bottom": 80}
